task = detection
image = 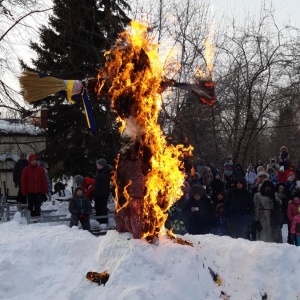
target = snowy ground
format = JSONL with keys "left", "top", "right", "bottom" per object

{"left": 0, "top": 211, "right": 300, "bottom": 300}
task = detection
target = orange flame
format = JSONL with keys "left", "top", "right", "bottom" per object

{"left": 196, "top": 22, "right": 215, "bottom": 80}
{"left": 99, "top": 21, "right": 192, "bottom": 241}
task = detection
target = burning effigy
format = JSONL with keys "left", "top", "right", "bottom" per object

{"left": 19, "top": 21, "right": 216, "bottom": 243}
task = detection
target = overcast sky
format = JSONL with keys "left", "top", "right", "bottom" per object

{"left": 209, "top": 0, "right": 300, "bottom": 28}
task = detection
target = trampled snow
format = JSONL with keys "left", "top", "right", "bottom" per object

{"left": 0, "top": 212, "right": 300, "bottom": 300}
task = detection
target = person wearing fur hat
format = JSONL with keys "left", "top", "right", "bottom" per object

{"left": 254, "top": 180, "right": 283, "bottom": 243}
{"left": 69, "top": 186, "right": 92, "bottom": 231}
{"left": 94, "top": 158, "right": 114, "bottom": 227}
{"left": 183, "top": 184, "right": 215, "bottom": 235}
{"left": 252, "top": 170, "right": 270, "bottom": 194}
{"left": 223, "top": 177, "right": 254, "bottom": 239}
{"left": 21, "top": 154, "right": 47, "bottom": 216}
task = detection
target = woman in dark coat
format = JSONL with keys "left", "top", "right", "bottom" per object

{"left": 224, "top": 177, "right": 254, "bottom": 239}
{"left": 183, "top": 184, "right": 215, "bottom": 235}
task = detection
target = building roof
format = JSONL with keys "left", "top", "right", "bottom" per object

{"left": 0, "top": 119, "right": 45, "bottom": 136}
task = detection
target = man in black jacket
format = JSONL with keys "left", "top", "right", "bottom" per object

{"left": 13, "top": 153, "right": 28, "bottom": 204}
{"left": 94, "top": 158, "right": 113, "bottom": 227}
{"left": 224, "top": 177, "right": 254, "bottom": 239}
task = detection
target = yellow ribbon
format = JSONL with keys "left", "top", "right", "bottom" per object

{"left": 66, "top": 80, "right": 75, "bottom": 104}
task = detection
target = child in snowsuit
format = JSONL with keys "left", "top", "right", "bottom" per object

{"left": 69, "top": 186, "right": 92, "bottom": 231}
{"left": 211, "top": 203, "right": 227, "bottom": 236}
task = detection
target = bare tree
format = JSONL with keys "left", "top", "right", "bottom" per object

{"left": 0, "top": 0, "right": 52, "bottom": 116}
{"left": 215, "top": 5, "right": 298, "bottom": 165}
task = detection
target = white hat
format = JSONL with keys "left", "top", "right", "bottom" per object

{"left": 257, "top": 171, "right": 270, "bottom": 179}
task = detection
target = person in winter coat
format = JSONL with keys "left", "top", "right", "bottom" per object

{"left": 13, "top": 153, "right": 28, "bottom": 204}
{"left": 39, "top": 160, "right": 52, "bottom": 201}
{"left": 223, "top": 157, "right": 234, "bottom": 184}
{"left": 245, "top": 164, "right": 256, "bottom": 190}
{"left": 194, "top": 158, "right": 205, "bottom": 183}
{"left": 254, "top": 180, "right": 283, "bottom": 243}
{"left": 275, "top": 185, "right": 289, "bottom": 225}
{"left": 267, "top": 157, "right": 279, "bottom": 171}
{"left": 223, "top": 177, "right": 254, "bottom": 239}
{"left": 277, "top": 166, "right": 287, "bottom": 185}
{"left": 266, "top": 167, "right": 278, "bottom": 187}
{"left": 290, "top": 206, "right": 300, "bottom": 246}
{"left": 209, "top": 173, "right": 225, "bottom": 199}
{"left": 189, "top": 172, "right": 202, "bottom": 187}
{"left": 183, "top": 184, "right": 215, "bottom": 235}
{"left": 225, "top": 174, "right": 235, "bottom": 191}
{"left": 211, "top": 203, "right": 227, "bottom": 236}
{"left": 233, "top": 163, "right": 245, "bottom": 181}
{"left": 278, "top": 146, "right": 291, "bottom": 170}
{"left": 74, "top": 175, "right": 95, "bottom": 201}
{"left": 287, "top": 193, "right": 300, "bottom": 245}
{"left": 286, "top": 164, "right": 297, "bottom": 180}
{"left": 69, "top": 186, "right": 92, "bottom": 231}
{"left": 254, "top": 160, "right": 263, "bottom": 173}
{"left": 285, "top": 171, "right": 297, "bottom": 200}
{"left": 21, "top": 154, "right": 47, "bottom": 216}
{"left": 94, "top": 158, "right": 113, "bottom": 227}
{"left": 202, "top": 167, "right": 214, "bottom": 189}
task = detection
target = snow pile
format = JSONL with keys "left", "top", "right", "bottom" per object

{"left": 0, "top": 220, "right": 300, "bottom": 300}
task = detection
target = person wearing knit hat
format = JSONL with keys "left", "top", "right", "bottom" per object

{"left": 96, "top": 158, "right": 107, "bottom": 168}
{"left": 183, "top": 184, "right": 215, "bottom": 235}
{"left": 21, "top": 153, "right": 47, "bottom": 216}
{"left": 74, "top": 175, "right": 95, "bottom": 201}
{"left": 94, "top": 158, "right": 113, "bottom": 228}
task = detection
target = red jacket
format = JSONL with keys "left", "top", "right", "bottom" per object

{"left": 80, "top": 178, "right": 95, "bottom": 201}
{"left": 291, "top": 214, "right": 300, "bottom": 236}
{"left": 21, "top": 164, "right": 47, "bottom": 195}
{"left": 277, "top": 171, "right": 287, "bottom": 184}
{"left": 287, "top": 202, "right": 300, "bottom": 223}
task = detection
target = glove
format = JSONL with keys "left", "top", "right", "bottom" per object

{"left": 255, "top": 221, "right": 263, "bottom": 232}
{"left": 78, "top": 214, "right": 88, "bottom": 222}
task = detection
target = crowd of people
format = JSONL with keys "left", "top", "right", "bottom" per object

{"left": 13, "top": 153, "right": 114, "bottom": 232}
{"left": 167, "top": 146, "right": 300, "bottom": 246}
{"left": 12, "top": 145, "right": 300, "bottom": 245}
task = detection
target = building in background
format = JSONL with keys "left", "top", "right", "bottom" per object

{"left": 0, "top": 107, "right": 48, "bottom": 198}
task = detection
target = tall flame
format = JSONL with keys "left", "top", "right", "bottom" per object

{"left": 99, "top": 21, "right": 191, "bottom": 241}
{"left": 196, "top": 22, "right": 215, "bottom": 80}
